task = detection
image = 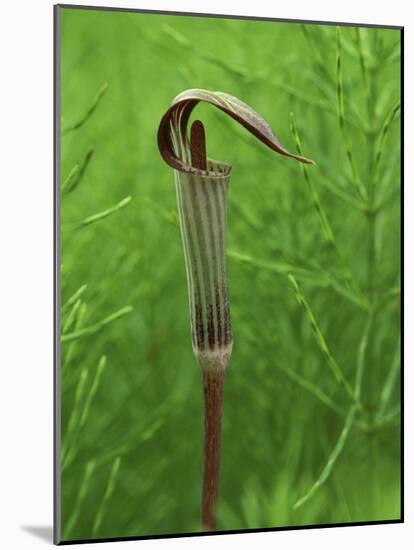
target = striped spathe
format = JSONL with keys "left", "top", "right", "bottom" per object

{"left": 175, "top": 160, "right": 233, "bottom": 371}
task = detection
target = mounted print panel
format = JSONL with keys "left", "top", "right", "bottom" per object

{"left": 54, "top": 4, "right": 402, "bottom": 544}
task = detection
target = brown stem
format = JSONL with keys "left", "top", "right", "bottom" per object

{"left": 200, "top": 368, "right": 225, "bottom": 531}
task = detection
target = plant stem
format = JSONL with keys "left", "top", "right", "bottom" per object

{"left": 200, "top": 367, "right": 225, "bottom": 531}
{"left": 364, "top": 40, "right": 379, "bottom": 412}
{"left": 366, "top": 60, "right": 378, "bottom": 305}
{"left": 367, "top": 208, "right": 377, "bottom": 303}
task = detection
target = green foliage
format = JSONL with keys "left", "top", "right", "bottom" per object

{"left": 59, "top": 7, "right": 401, "bottom": 541}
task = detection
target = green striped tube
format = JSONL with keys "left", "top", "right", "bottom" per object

{"left": 175, "top": 159, "right": 233, "bottom": 371}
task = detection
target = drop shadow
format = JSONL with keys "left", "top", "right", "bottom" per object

{"left": 22, "top": 525, "right": 53, "bottom": 543}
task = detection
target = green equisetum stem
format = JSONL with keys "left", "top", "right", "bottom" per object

{"left": 289, "top": 112, "right": 363, "bottom": 302}
{"left": 336, "top": 27, "right": 364, "bottom": 200}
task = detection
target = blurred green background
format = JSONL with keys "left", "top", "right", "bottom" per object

{"left": 59, "top": 6, "right": 401, "bottom": 542}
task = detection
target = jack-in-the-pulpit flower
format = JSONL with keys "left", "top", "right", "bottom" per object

{"left": 157, "top": 89, "right": 313, "bottom": 531}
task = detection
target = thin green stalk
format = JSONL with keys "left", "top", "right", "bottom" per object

{"left": 336, "top": 27, "right": 365, "bottom": 199}
{"left": 62, "top": 196, "right": 132, "bottom": 232}
{"left": 289, "top": 112, "right": 362, "bottom": 299}
{"left": 61, "top": 164, "right": 80, "bottom": 194}
{"left": 289, "top": 114, "right": 331, "bottom": 243}
{"left": 61, "top": 368, "right": 89, "bottom": 467}
{"left": 355, "top": 28, "right": 368, "bottom": 92}
{"left": 317, "top": 172, "right": 366, "bottom": 210}
{"left": 375, "top": 285, "right": 400, "bottom": 312}
{"left": 293, "top": 311, "right": 373, "bottom": 509}
{"left": 64, "top": 460, "right": 96, "bottom": 538}
{"left": 293, "top": 407, "right": 355, "bottom": 510}
{"left": 92, "top": 416, "right": 165, "bottom": 469}
{"left": 62, "top": 299, "right": 82, "bottom": 334}
{"left": 301, "top": 24, "right": 332, "bottom": 85}
{"left": 79, "top": 356, "right": 107, "bottom": 428}
{"left": 62, "top": 357, "right": 107, "bottom": 471}
{"left": 274, "top": 360, "right": 369, "bottom": 431}
{"left": 373, "top": 101, "right": 400, "bottom": 187}
{"left": 62, "top": 306, "right": 133, "bottom": 342}
{"left": 375, "top": 404, "right": 400, "bottom": 429}
{"left": 376, "top": 186, "right": 399, "bottom": 213}
{"left": 92, "top": 457, "right": 122, "bottom": 536}
{"left": 274, "top": 362, "right": 348, "bottom": 419}
{"left": 288, "top": 275, "right": 363, "bottom": 411}
{"left": 61, "top": 284, "right": 87, "bottom": 316}
{"left": 366, "top": 208, "right": 377, "bottom": 303}
{"left": 377, "top": 336, "right": 400, "bottom": 420}
{"left": 365, "top": 46, "right": 381, "bottom": 306}
{"left": 63, "top": 303, "right": 87, "bottom": 368}
{"left": 163, "top": 25, "right": 245, "bottom": 79}
{"left": 62, "top": 82, "right": 108, "bottom": 135}
{"left": 62, "top": 149, "right": 95, "bottom": 196}
{"left": 272, "top": 80, "right": 346, "bottom": 124}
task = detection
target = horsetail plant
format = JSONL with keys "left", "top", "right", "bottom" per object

{"left": 157, "top": 89, "right": 313, "bottom": 530}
